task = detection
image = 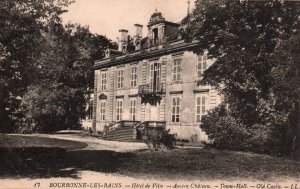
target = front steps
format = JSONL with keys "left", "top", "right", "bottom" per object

{"left": 102, "top": 126, "right": 137, "bottom": 142}
{"left": 102, "top": 121, "right": 166, "bottom": 142}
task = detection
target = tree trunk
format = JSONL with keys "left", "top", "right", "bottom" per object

{"left": 294, "top": 33, "right": 300, "bottom": 160}
{"left": 0, "top": 87, "right": 9, "bottom": 133}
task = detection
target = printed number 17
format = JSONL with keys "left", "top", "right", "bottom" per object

{"left": 34, "top": 183, "right": 40, "bottom": 188}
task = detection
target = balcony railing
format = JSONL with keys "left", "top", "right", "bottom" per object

{"left": 138, "top": 83, "right": 165, "bottom": 95}
{"left": 104, "top": 120, "right": 140, "bottom": 133}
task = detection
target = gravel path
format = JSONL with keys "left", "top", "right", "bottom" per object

{"left": 27, "top": 134, "right": 148, "bottom": 152}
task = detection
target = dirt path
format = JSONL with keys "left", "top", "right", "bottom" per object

{"left": 3, "top": 134, "right": 300, "bottom": 185}
{"left": 17, "top": 133, "right": 148, "bottom": 152}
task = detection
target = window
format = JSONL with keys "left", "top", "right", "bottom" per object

{"left": 130, "top": 98, "right": 137, "bottom": 121}
{"left": 100, "top": 100, "right": 106, "bottom": 121}
{"left": 87, "top": 100, "right": 93, "bottom": 120}
{"left": 171, "top": 96, "right": 181, "bottom": 123}
{"left": 101, "top": 71, "right": 107, "bottom": 91}
{"left": 198, "top": 55, "right": 207, "bottom": 78}
{"left": 131, "top": 65, "right": 138, "bottom": 87}
{"left": 116, "top": 98, "right": 123, "bottom": 121}
{"left": 195, "top": 94, "right": 208, "bottom": 123}
{"left": 117, "top": 68, "right": 124, "bottom": 89}
{"left": 173, "top": 58, "right": 182, "bottom": 81}
{"left": 150, "top": 62, "right": 161, "bottom": 90}
{"left": 153, "top": 28, "right": 158, "bottom": 45}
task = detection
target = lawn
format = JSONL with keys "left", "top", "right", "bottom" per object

{"left": 0, "top": 134, "right": 87, "bottom": 150}
{"left": 0, "top": 134, "right": 300, "bottom": 181}
{"left": 119, "top": 149, "right": 300, "bottom": 181}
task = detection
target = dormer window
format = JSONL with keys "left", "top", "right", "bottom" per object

{"left": 147, "top": 11, "right": 178, "bottom": 48}
{"left": 135, "top": 41, "right": 140, "bottom": 50}
{"left": 153, "top": 28, "right": 158, "bottom": 45}
{"left": 122, "top": 45, "right": 127, "bottom": 53}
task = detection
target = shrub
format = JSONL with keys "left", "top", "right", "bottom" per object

{"left": 143, "top": 129, "right": 176, "bottom": 150}
{"left": 249, "top": 123, "right": 288, "bottom": 155}
{"left": 200, "top": 103, "right": 291, "bottom": 155}
{"left": 161, "top": 129, "right": 177, "bottom": 149}
{"left": 201, "top": 104, "right": 251, "bottom": 151}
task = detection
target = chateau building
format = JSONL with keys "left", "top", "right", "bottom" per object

{"left": 93, "top": 10, "right": 222, "bottom": 141}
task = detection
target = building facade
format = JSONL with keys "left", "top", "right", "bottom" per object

{"left": 81, "top": 91, "right": 94, "bottom": 130}
{"left": 93, "top": 11, "right": 222, "bottom": 142}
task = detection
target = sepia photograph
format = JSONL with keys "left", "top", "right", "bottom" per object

{"left": 0, "top": 0, "right": 300, "bottom": 188}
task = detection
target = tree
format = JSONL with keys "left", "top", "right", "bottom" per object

{"left": 187, "top": 0, "right": 300, "bottom": 155}
{"left": 15, "top": 23, "right": 117, "bottom": 133}
{"left": 0, "top": 0, "right": 117, "bottom": 133}
{"left": 0, "top": 0, "right": 72, "bottom": 132}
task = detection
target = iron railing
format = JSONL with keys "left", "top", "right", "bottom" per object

{"left": 104, "top": 120, "right": 140, "bottom": 133}
{"left": 138, "top": 83, "right": 165, "bottom": 95}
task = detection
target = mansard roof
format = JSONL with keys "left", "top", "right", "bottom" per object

{"left": 95, "top": 11, "right": 194, "bottom": 69}
{"left": 95, "top": 40, "right": 199, "bottom": 69}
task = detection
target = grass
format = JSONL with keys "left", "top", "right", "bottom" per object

{"left": 119, "top": 149, "right": 300, "bottom": 181}
{"left": 0, "top": 134, "right": 87, "bottom": 150}
{"left": 0, "top": 134, "right": 300, "bottom": 181}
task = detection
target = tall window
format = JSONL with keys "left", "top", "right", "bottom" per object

{"left": 116, "top": 98, "right": 123, "bottom": 121}
{"left": 198, "top": 55, "right": 207, "bottom": 78}
{"left": 100, "top": 100, "right": 106, "bottom": 121}
{"left": 173, "top": 58, "right": 182, "bottom": 81}
{"left": 117, "top": 68, "right": 124, "bottom": 89}
{"left": 195, "top": 94, "right": 208, "bottom": 123}
{"left": 131, "top": 65, "right": 138, "bottom": 88}
{"left": 130, "top": 98, "right": 137, "bottom": 121}
{"left": 171, "top": 96, "right": 181, "bottom": 123}
{"left": 87, "top": 100, "right": 93, "bottom": 120}
{"left": 101, "top": 71, "right": 107, "bottom": 91}
{"left": 153, "top": 28, "right": 158, "bottom": 45}
{"left": 150, "top": 62, "right": 160, "bottom": 90}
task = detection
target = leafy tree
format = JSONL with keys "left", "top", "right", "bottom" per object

{"left": 0, "top": 0, "right": 117, "bottom": 133}
{"left": 15, "top": 23, "right": 117, "bottom": 133}
{"left": 187, "top": 0, "right": 300, "bottom": 155}
{"left": 0, "top": 0, "right": 72, "bottom": 132}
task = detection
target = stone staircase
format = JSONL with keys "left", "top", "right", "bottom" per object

{"left": 102, "top": 121, "right": 166, "bottom": 142}
{"left": 102, "top": 126, "right": 137, "bottom": 142}
{"left": 102, "top": 121, "right": 140, "bottom": 142}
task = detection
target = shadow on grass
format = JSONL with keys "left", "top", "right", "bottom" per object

{"left": 0, "top": 147, "right": 134, "bottom": 179}
{"left": 1, "top": 146, "right": 300, "bottom": 181}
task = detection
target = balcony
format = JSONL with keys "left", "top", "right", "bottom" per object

{"left": 138, "top": 83, "right": 165, "bottom": 96}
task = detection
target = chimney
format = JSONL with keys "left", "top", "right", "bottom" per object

{"left": 134, "top": 24, "right": 143, "bottom": 38}
{"left": 118, "top": 29, "right": 128, "bottom": 52}
{"left": 187, "top": 0, "right": 191, "bottom": 17}
{"left": 134, "top": 24, "right": 143, "bottom": 50}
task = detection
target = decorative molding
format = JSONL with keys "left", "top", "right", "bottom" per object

{"left": 172, "top": 51, "right": 184, "bottom": 57}
{"left": 98, "top": 93, "right": 107, "bottom": 100}
{"left": 171, "top": 81, "right": 183, "bottom": 85}
{"left": 115, "top": 95, "right": 124, "bottom": 98}
{"left": 128, "top": 94, "right": 139, "bottom": 97}
{"left": 170, "top": 91, "right": 183, "bottom": 95}
{"left": 149, "top": 57, "right": 159, "bottom": 61}
{"left": 130, "top": 62, "right": 139, "bottom": 65}
{"left": 193, "top": 89, "right": 209, "bottom": 94}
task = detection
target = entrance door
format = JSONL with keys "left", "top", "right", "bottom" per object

{"left": 143, "top": 61, "right": 161, "bottom": 121}
{"left": 145, "top": 102, "right": 159, "bottom": 121}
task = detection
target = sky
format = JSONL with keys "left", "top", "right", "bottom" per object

{"left": 62, "top": 0, "right": 196, "bottom": 41}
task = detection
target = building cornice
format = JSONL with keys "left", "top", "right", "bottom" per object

{"left": 94, "top": 40, "right": 199, "bottom": 70}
